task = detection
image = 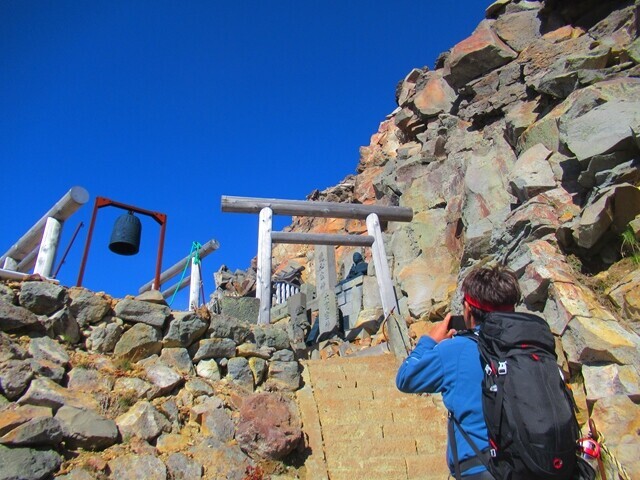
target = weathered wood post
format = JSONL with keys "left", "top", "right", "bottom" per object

{"left": 34, "top": 217, "right": 62, "bottom": 277}
{"left": 367, "top": 213, "right": 411, "bottom": 359}
{"left": 256, "top": 207, "right": 273, "bottom": 324}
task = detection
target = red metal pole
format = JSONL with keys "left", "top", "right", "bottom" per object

{"left": 76, "top": 199, "right": 101, "bottom": 286}
{"left": 153, "top": 214, "right": 167, "bottom": 290}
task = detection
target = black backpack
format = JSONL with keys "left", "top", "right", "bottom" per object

{"left": 451, "top": 312, "right": 582, "bottom": 480}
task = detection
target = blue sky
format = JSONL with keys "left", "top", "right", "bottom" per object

{"left": 1, "top": 1, "right": 485, "bottom": 309}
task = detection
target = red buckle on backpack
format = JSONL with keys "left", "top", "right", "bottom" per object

{"left": 553, "top": 458, "right": 563, "bottom": 470}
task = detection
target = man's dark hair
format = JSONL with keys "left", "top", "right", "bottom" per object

{"left": 461, "top": 265, "right": 521, "bottom": 321}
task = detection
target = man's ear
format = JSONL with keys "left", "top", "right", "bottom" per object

{"left": 463, "top": 300, "right": 476, "bottom": 329}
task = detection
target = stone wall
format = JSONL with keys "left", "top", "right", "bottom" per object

{"left": 0, "top": 280, "right": 303, "bottom": 480}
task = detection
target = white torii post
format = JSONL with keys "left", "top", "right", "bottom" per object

{"left": 189, "top": 257, "right": 201, "bottom": 311}
{"left": 256, "top": 207, "right": 273, "bottom": 324}
{"left": 34, "top": 217, "right": 62, "bottom": 277}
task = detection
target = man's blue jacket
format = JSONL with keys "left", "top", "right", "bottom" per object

{"left": 396, "top": 330, "right": 489, "bottom": 477}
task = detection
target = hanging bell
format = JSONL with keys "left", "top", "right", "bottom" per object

{"left": 109, "top": 211, "right": 141, "bottom": 255}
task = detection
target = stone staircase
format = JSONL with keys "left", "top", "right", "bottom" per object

{"left": 296, "top": 353, "right": 450, "bottom": 480}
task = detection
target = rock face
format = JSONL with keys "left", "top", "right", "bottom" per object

{"left": 270, "top": 2, "right": 640, "bottom": 478}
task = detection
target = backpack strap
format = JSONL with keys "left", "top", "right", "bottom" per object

{"left": 448, "top": 411, "right": 491, "bottom": 480}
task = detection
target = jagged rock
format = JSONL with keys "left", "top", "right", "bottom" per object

{"left": 192, "top": 401, "right": 234, "bottom": 442}
{"left": 189, "top": 436, "right": 252, "bottom": 480}
{"left": 192, "top": 338, "right": 236, "bottom": 361}
{"left": 142, "top": 360, "right": 183, "bottom": 397}
{"left": 159, "top": 348, "right": 195, "bottom": 376}
{"left": 115, "top": 400, "right": 170, "bottom": 442}
{"left": 68, "top": 288, "right": 110, "bottom": 327}
{"left": 183, "top": 378, "right": 214, "bottom": 397}
{"left": 108, "top": 454, "right": 167, "bottom": 480}
{"left": 17, "top": 377, "right": 99, "bottom": 412}
{"left": 607, "top": 269, "right": 640, "bottom": 331}
{"left": 0, "top": 332, "right": 27, "bottom": 362}
{"left": 444, "top": 20, "right": 517, "bottom": 89}
{"left": 485, "top": 0, "right": 510, "bottom": 19}
{"left": 572, "top": 183, "right": 640, "bottom": 249}
{"left": 207, "top": 314, "right": 252, "bottom": 343}
{"left": 44, "top": 307, "right": 80, "bottom": 344}
{"left": 114, "top": 298, "right": 170, "bottom": 328}
{"left": 493, "top": 8, "right": 542, "bottom": 53}
{"left": 29, "top": 359, "right": 65, "bottom": 383}
{"left": 412, "top": 70, "right": 456, "bottom": 118}
{"left": 564, "top": 101, "right": 640, "bottom": 161}
{"left": 67, "top": 368, "right": 114, "bottom": 394}
{"left": 508, "top": 143, "right": 557, "bottom": 202}
{"left": 156, "top": 433, "right": 191, "bottom": 454}
{"left": 0, "top": 360, "right": 33, "bottom": 400}
{"left": 582, "top": 364, "right": 640, "bottom": 402}
{"left": 235, "top": 342, "right": 273, "bottom": 359}
{"left": 54, "top": 405, "right": 118, "bottom": 450}
{"left": 267, "top": 361, "right": 301, "bottom": 391}
{"left": 56, "top": 469, "right": 96, "bottom": 480}
{"left": 195, "top": 359, "right": 221, "bottom": 381}
{"left": 219, "top": 297, "right": 260, "bottom": 324}
{"left": 226, "top": 357, "right": 254, "bottom": 390}
{"left": 18, "top": 281, "right": 67, "bottom": 316}
{"left": 28, "top": 336, "right": 69, "bottom": 367}
{"left": 236, "top": 392, "right": 302, "bottom": 460}
{"left": 0, "top": 405, "right": 52, "bottom": 437}
{"left": 114, "top": 377, "right": 156, "bottom": 401}
{"left": 396, "top": 68, "right": 422, "bottom": 106}
{"left": 113, "top": 323, "right": 162, "bottom": 362}
{"left": 0, "top": 444, "right": 62, "bottom": 480}
{"left": 505, "top": 100, "right": 540, "bottom": 147}
{"left": 86, "top": 319, "right": 123, "bottom": 353}
{"left": 0, "top": 284, "right": 16, "bottom": 305}
{"left": 590, "top": 395, "right": 640, "bottom": 479}
{"left": 248, "top": 357, "right": 267, "bottom": 385}
{"left": 0, "top": 416, "right": 62, "bottom": 447}
{"left": 135, "top": 290, "right": 168, "bottom": 305}
{"left": 165, "top": 452, "right": 203, "bottom": 480}
{"left": 271, "top": 349, "right": 294, "bottom": 362}
{"left": 163, "top": 312, "right": 208, "bottom": 348}
{"left": 578, "top": 151, "right": 636, "bottom": 189}
{"left": 253, "top": 326, "right": 290, "bottom": 350}
{"left": 0, "top": 301, "right": 40, "bottom": 332}
{"left": 543, "top": 282, "right": 597, "bottom": 335}
{"left": 563, "top": 316, "right": 640, "bottom": 366}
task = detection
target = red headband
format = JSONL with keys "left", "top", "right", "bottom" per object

{"left": 464, "top": 293, "right": 515, "bottom": 312}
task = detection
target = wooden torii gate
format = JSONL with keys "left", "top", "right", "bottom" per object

{"left": 221, "top": 195, "right": 414, "bottom": 358}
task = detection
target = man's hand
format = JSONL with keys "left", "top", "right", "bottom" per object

{"left": 428, "top": 313, "right": 456, "bottom": 343}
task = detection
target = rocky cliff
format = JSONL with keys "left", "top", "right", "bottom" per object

{"left": 272, "top": 0, "right": 640, "bottom": 476}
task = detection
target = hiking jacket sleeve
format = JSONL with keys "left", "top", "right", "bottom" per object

{"left": 395, "top": 335, "right": 444, "bottom": 393}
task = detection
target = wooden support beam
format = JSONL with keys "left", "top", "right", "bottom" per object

{"left": 0, "top": 268, "right": 58, "bottom": 283}
{"left": 271, "top": 232, "right": 374, "bottom": 247}
{"left": 34, "top": 217, "right": 62, "bottom": 277}
{"left": 256, "top": 207, "right": 273, "bottom": 325}
{"left": 161, "top": 276, "right": 191, "bottom": 299}
{"left": 139, "top": 239, "right": 219, "bottom": 293}
{"left": 367, "top": 213, "right": 411, "bottom": 359}
{"left": 1, "top": 186, "right": 89, "bottom": 265}
{"left": 16, "top": 247, "right": 39, "bottom": 273}
{"left": 3, "top": 258, "right": 18, "bottom": 270}
{"left": 221, "top": 196, "right": 413, "bottom": 222}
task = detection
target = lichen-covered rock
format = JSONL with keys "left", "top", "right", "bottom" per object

{"left": 142, "top": 360, "right": 183, "bottom": 398}
{"left": 0, "top": 416, "right": 62, "bottom": 447}
{"left": 45, "top": 307, "right": 80, "bottom": 344}
{"left": 162, "top": 312, "right": 208, "bottom": 348}
{"left": 0, "top": 360, "right": 33, "bottom": 400}
{"left": 192, "top": 337, "right": 236, "bottom": 361}
{"left": 165, "top": 452, "right": 203, "bottom": 480}
{"left": 195, "top": 359, "right": 221, "bottom": 381}
{"left": 189, "top": 436, "right": 252, "bottom": 480}
{"left": 86, "top": 320, "right": 123, "bottom": 353}
{"left": 226, "top": 357, "right": 254, "bottom": 390}
{"left": 54, "top": 405, "right": 118, "bottom": 450}
{"left": 18, "top": 282, "right": 67, "bottom": 316}
{"left": 236, "top": 392, "right": 302, "bottom": 460}
{"left": 114, "top": 298, "right": 170, "bottom": 328}
{"left": 108, "top": 454, "right": 167, "bottom": 480}
{"left": 113, "top": 323, "right": 162, "bottom": 362}
{"left": 115, "top": 400, "right": 170, "bottom": 442}
{"left": 0, "top": 444, "right": 62, "bottom": 480}
{"left": 266, "top": 361, "right": 301, "bottom": 391}
{"left": 0, "top": 301, "right": 40, "bottom": 332}
{"left": 18, "top": 377, "right": 99, "bottom": 412}
{"left": 159, "top": 348, "right": 195, "bottom": 376}
{"left": 28, "top": 336, "right": 69, "bottom": 367}
{"left": 253, "top": 326, "right": 290, "bottom": 350}
{"left": 68, "top": 288, "right": 110, "bottom": 327}
{"left": 207, "top": 313, "right": 252, "bottom": 343}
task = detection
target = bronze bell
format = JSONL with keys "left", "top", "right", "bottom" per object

{"left": 109, "top": 211, "right": 141, "bottom": 255}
